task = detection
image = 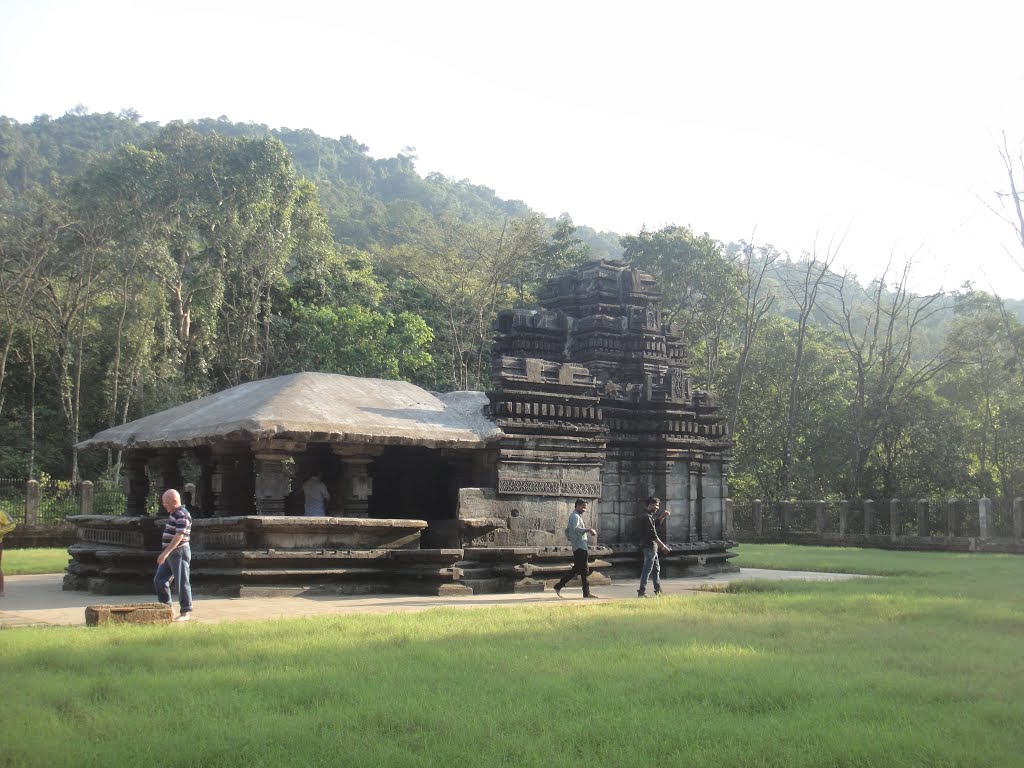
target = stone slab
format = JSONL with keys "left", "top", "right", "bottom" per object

{"left": 85, "top": 602, "right": 173, "bottom": 626}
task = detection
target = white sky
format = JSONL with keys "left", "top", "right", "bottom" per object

{"left": 3, "top": 0, "right": 1024, "bottom": 297}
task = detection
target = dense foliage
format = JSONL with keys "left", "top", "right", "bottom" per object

{"left": 1, "top": 110, "right": 1023, "bottom": 505}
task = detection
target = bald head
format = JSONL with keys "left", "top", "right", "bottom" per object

{"left": 161, "top": 489, "right": 181, "bottom": 512}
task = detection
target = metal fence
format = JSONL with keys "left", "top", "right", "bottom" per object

{"left": 0, "top": 477, "right": 127, "bottom": 526}
{"left": 0, "top": 477, "right": 27, "bottom": 524}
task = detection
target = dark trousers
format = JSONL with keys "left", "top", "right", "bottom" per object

{"left": 555, "top": 548, "right": 591, "bottom": 596}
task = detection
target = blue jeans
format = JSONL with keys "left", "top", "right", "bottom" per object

{"left": 638, "top": 544, "right": 662, "bottom": 595}
{"left": 154, "top": 544, "right": 192, "bottom": 614}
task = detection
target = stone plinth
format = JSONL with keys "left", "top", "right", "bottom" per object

{"left": 190, "top": 516, "right": 427, "bottom": 551}
{"left": 69, "top": 514, "right": 164, "bottom": 550}
{"left": 601, "top": 540, "right": 738, "bottom": 580}
{"left": 529, "top": 546, "right": 613, "bottom": 592}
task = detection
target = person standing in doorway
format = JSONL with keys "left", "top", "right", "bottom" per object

{"left": 155, "top": 488, "right": 193, "bottom": 622}
{"left": 302, "top": 472, "right": 331, "bottom": 516}
{"left": 637, "top": 496, "right": 670, "bottom": 598}
{"left": 553, "top": 498, "right": 600, "bottom": 599}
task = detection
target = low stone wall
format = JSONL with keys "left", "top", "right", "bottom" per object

{"left": 732, "top": 530, "right": 1024, "bottom": 554}
{"left": 603, "top": 540, "right": 738, "bottom": 581}
{"left": 3, "top": 524, "right": 77, "bottom": 549}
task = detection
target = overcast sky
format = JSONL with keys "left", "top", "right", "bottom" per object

{"left": 3, "top": 0, "right": 1024, "bottom": 296}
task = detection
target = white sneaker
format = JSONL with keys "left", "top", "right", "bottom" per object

{"left": 172, "top": 613, "right": 191, "bottom": 622}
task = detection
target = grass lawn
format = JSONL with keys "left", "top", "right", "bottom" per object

{"left": 2, "top": 545, "right": 1022, "bottom": 767}
{"left": 1, "top": 547, "right": 71, "bottom": 575}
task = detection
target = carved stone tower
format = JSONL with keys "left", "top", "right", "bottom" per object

{"left": 488, "top": 260, "right": 733, "bottom": 573}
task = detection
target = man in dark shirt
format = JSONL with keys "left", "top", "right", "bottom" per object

{"left": 637, "top": 496, "right": 670, "bottom": 597}
{"left": 154, "top": 488, "right": 193, "bottom": 622}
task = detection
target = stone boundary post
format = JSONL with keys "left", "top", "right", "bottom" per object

{"left": 978, "top": 497, "right": 991, "bottom": 540}
{"left": 25, "top": 479, "right": 39, "bottom": 526}
{"left": 753, "top": 500, "right": 763, "bottom": 536}
{"left": 863, "top": 499, "right": 874, "bottom": 536}
{"left": 916, "top": 499, "right": 929, "bottom": 537}
{"left": 815, "top": 500, "right": 826, "bottom": 534}
{"left": 1014, "top": 498, "right": 1023, "bottom": 542}
{"left": 781, "top": 501, "right": 792, "bottom": 535}
{"left": 80, "top": 480, "right": 94, "bottom": 515}
{"left": 946, "top": 498, "right": 958, "bottom": 538}
{"left": 890, "top": 499, "right": 901, "bottom": 540}
{"left": 838, "top": 501, "right": 849, "bottom": 536}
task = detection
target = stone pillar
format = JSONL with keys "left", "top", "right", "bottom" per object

{"left": 978, "top": 497, "right": 991, "bottom": 540}
{"left": 334, "top": 447, "right": 383, "bottom": 518}
{"left": 753, "top": 499, "right": 763, "bottom": 536}
{"left": 664, "top": 457, "right": 689, "bottom": 542}
{"left": 815, "top": 500, "right": 826, "bottom": 535}
{"left": 916, "top": 499, "right": 929, "bottom": 537}
{"left": 725, "top": 498, "right": 733, "bottom": 536}
{"left": 688, "top": 464, "right": 702, "bottom": 542}
{"left": 890, "top": 499, "right": 901, "bottom": 540}
{"left": 211, "top": 448, "right": 253, "bottom": 517}
{"left": 211, "top": 456, "right": 232, "bottom": 516}
{"left": 1013, "top": 498, "right": 1023, "bottom": 541}
{"left": 123, "top": 453, "right": 150, "bottom": 516}
{"left": 80, "top": 480, "right": 94, "bottom": 515}
{"left": 254, "top": 453, "right": 290, "bottom": 515}
{"left": 25, "top": 479, "right": 39, "bottom": 526}
{"left": 864, "top": 499, "right": 875, "bottom": 535}
{"left": 190, "top": 448, "right": 214, "bottom": 517}
{"left": 780, "top": 501, "right": 792, "bottom": 535}
{"left": 344, "top": 457, "right": 373, "bottom": 517}
{"left": 947, "top": 498, "right": 958, "bottom": 538}
{"left": 839, "top": 500, "right": 849, "bottom": 537}
{"left": 158, "top": 450, "right": 184, "bottom": 496}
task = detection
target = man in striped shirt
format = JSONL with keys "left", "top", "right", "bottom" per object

{"left": 155, "top": 488, "right": 193, "bottom": 622}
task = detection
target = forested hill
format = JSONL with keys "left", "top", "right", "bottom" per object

{"left": 0, "top": 109, "right": 622, "bottom": 258}
{"left": 3, "top": 109, "right": 1024, "bottom": 509}
{"left": 0, "top": 109, "right": 621, "bottom": 481}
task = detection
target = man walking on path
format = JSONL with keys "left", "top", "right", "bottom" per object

{"left": 637, "top": 496, "right": 670, "bottom": 598}
{"left": 553, "top": 498, "right": 600, "bottom": 599}
{"left": 155, "top": 488, "right": 193, "bottom": 622}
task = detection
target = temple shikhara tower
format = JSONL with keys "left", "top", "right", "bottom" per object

{"left": 68, "top": 260, "right": 734, "bottom": 596}
{"left": 488, "top": 260, "right": 732, "bottom": 572}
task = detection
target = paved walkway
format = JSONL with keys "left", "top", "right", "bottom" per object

{"left": 0, "top": 569, "right": 867, "bottom": 629}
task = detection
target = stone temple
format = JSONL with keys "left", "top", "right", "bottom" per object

{"left": 68, "top": 260, "right": 734, "bottom": 596}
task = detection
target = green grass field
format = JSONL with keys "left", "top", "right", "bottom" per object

{"left": 1, "top": 545, "right": 1022, "bottom": 767}
{"left": 1, "top": 547, "right": 71, "bottom": 575}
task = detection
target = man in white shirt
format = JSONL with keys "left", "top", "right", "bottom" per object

{"left": 302, "top": 473, "right": 331, "bottom": 516}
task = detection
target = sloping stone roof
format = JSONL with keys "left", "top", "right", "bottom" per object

{"left": 77, "top": 372, "right": 502, "bottom": 450}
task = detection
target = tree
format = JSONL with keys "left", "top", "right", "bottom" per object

{"left": 722, "top": 315, "right": 852, "bottom": 502}
{"left": 777, "top": 239, "right": 842, "bottom": 499}
{"left": 822, "top": 259, "right": 951, "bottom": 499}
{"left": 621, "top": 225, "right": 743, "bottom": 390}
{"left": 284, "top": 303, "right": 432, "bottom": 380}
{"left": 727, "top": 238, "right": 781, "bottom": 438}
{"left": 0, "top": 191, "right": 70, "bottom": 418}
{"left": 986, "top": 131, "right": 1024, "bottom": 268}
{"left": 378, "top": 214, "right": 546, "bottom": 390}
{"left": 939, "top": 288, "right": 1024, "bottom": 500}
